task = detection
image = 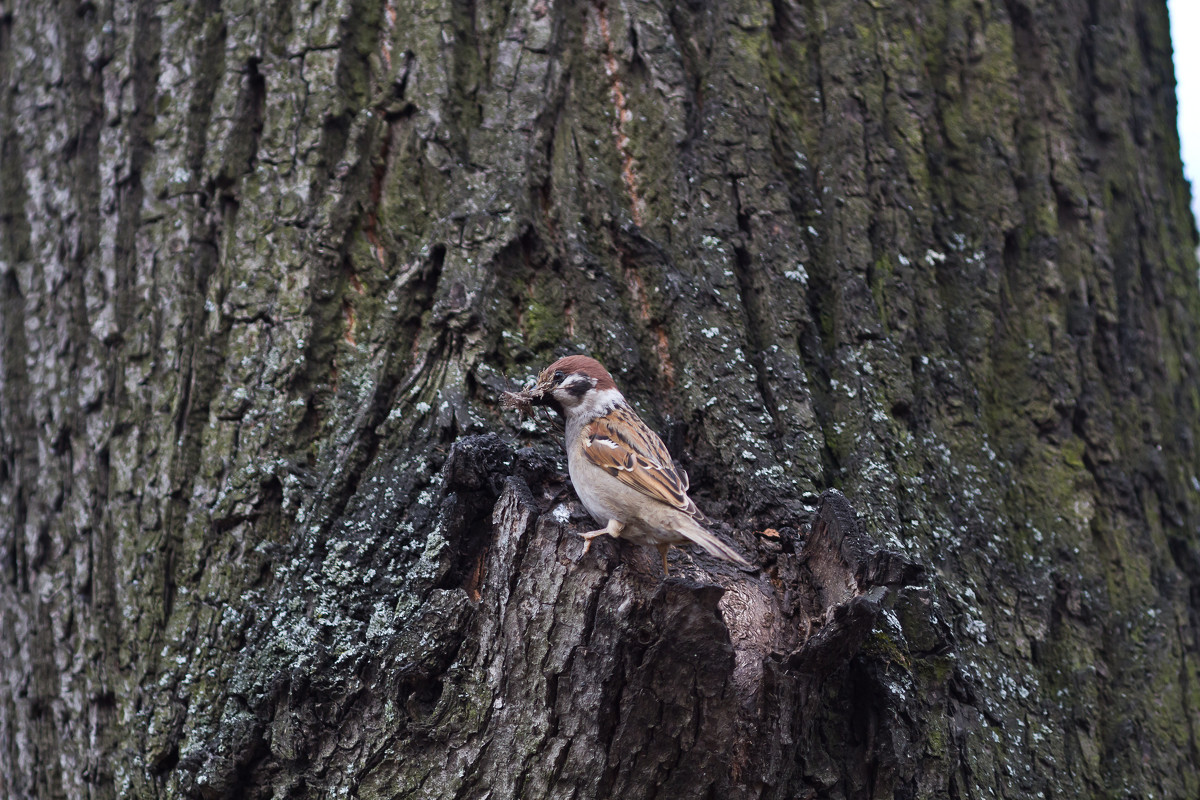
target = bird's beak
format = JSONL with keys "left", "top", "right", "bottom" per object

{"left": 527, "top": 379, "right": 553, "bottom": 405}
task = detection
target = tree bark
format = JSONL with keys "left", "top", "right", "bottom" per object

{"left": 2, "top": 0, "right": 1199, "bottom": 797}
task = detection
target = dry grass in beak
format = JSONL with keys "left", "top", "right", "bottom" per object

{"left": 500, "top": 381, "right": 543, "bottom": 416}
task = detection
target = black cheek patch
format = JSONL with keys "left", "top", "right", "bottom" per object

{"left": 566, "top": 378, "right": 594, "bottom": 398}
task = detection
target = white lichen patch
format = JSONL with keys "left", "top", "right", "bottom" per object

{"left": 784, "top": 265, "right": 808, "bottom": 283}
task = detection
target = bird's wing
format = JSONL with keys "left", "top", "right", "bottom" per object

{"left": 582, "top": 405, "right": 699, "bottom": 516}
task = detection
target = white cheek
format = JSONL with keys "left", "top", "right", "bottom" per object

{"left": 552, "top": 387, "right": 581, "bottom": 406}
{"left": 576, "top": 388, "right": 624, "bottom": 418}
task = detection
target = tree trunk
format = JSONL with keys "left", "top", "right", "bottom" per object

{"left": 2, "top": 0, "right": 1199, "bottom": 797}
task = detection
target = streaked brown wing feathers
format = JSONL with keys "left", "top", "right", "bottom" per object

{"left": 582, "top": 406, "right": 698, "bottom": 515}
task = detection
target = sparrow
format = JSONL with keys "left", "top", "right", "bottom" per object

{"left": 506, "top": 355, "right": 750, "bottom": 575}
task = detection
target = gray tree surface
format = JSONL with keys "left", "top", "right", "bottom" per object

{"left": 3, "top": 0, "right": 1200, "bottom": 797}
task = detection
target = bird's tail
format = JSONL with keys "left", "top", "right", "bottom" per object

{"left": 677, "top": 516, "right": 752, "bottom": 568}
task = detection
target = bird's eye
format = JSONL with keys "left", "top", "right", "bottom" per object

{"left": 553, "top": 370, "right": 565, "bottom": 384}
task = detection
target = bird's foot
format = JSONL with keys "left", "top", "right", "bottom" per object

{"left": 579, "top": 519, "right": 624, "bottom": 555}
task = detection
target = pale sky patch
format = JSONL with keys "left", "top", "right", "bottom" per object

{"left": 1169, "top": 0, "right": 1200, "bottom": 226}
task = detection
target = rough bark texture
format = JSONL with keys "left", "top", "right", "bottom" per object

{"left": 2, "top": 0, "right": 1200, "bottom": 797}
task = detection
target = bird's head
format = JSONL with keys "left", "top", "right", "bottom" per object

{"left": 530, "top": 355, "right": 619, "bottom": 415}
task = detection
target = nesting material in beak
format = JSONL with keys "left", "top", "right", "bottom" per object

{"left": 500, "top": 380, "right": 546, "bottom": 416}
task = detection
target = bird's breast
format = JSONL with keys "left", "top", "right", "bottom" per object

{"left": 566, "top": 440, "right": 615, "bottom": 523}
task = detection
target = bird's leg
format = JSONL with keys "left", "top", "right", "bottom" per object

{"left": 579, "top": 518, "right": 624, "bottom": 554}
{"left": 656, "top": 544, "right": 671, "bottom": 576}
